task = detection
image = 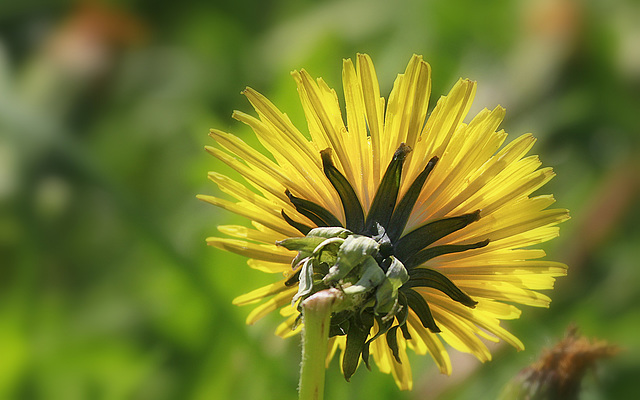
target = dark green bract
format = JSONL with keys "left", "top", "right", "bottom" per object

{"left": 277, "top": 144, "right": 487, "bottom": 381}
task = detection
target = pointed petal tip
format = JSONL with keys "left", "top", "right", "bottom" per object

{"left": 204, "top": 236, "right": 219, "bottom": 245}
{"left": 410, "top": 53, "right": 423, "bottom": 62}
{"left": 521, "top": 132, "right": 537, "bottom": 144}
{"left": 491, "top": 105, "right": 507, "bottom": 121}
{"left": 231, "top": 295, "right": 245, "bottom": 306}
{"left": 242, "top": 86, "right": 258, "bottom": 97}
{"left": 204, "top": 145, "right": 217, "bottom": 156}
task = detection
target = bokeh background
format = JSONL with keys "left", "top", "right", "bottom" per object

{"left": 2, "top": 0, "right": 639, "bottom": 398}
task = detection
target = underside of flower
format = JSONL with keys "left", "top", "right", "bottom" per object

{"left": 199, "top": 53, "right": 569, "bottom": 390}
{"left": 278, "top": 143, "right": 488, "bottom": 380}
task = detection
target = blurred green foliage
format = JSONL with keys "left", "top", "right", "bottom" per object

{"left": 1, "top": 0, "right": 639, "bottom": 399}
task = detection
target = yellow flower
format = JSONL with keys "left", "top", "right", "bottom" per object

{"left": 198, "top": 54, "right": 569, "bottom": 390}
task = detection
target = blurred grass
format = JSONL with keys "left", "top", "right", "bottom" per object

{"left": 1, "top": 0, "right": 639, "bottom": 399}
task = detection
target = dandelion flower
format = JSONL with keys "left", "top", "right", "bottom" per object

{"left": 198, "top": 54, "right": 569, "bottom": 390}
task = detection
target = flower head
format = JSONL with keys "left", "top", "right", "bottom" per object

{"left": 198, "top": 54, "right": 569, "bottom": 390}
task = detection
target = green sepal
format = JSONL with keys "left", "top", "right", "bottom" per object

{"left": 281, "top": 210, "right": 312, "bottom": 235}
{"left": 284, "top": 262, "right": 302, "bottom": 286}
{"left": 324, "top": 235, "right": 379, "bottom": 283}
{"left": 387, "top": 156, "right": 438, "bottom": 241}
{"left": 307, "top": 227, "right": 352, "bottom": 239}
{"left": 400, "top": 321, "right": 412, "bottom": 340}
{"left": 385, "top": 256, "right": 409, "bottom": 290}
{"left": 276, "top": 236, "right": 328, "bottom": 252}
{"left": 373, "top": 279, "right": 395, "bottom": 317}
{"left": 361, "top": 340, "right": 372, "bottom": 370}
{"left": 286, "top": 189, "right": 343, "bottom": 227}
{"left": 395, "top": 210, "right": 481, "bottom": 262}
{"left": 404, "top": 288, "right": 440, "bottom": 333}
{"left": 405, "top": 239, "right": 490, "bottom": 270}
{"left": 342, "top": 256, "right": 385, "bottom": 296}
{"left": 291, "top": 312, "right": 302, "bottom": 331}
{"left": 364, "top": 143, "right": 412, "bottom": 234}
{"left": 313, "top": 261, "right": 330, "bottom": 278}
{"left": 372, "top": 223, "right": 393, "bottom": 259}
{"left": 292, "top": 259, "right": 315, "bottom": 304}
{"left": 406, "top": 268, "right": 477, "bottom": 308}
{"left": 385, "top": 326, "right": 402, "bottom": 364}
{"left": 312, "top": 237, "right": 344, "bottom": 266}
{"left": 329, "top": 310, "right": 350, "bottom": 337}
{"left": 342, "top": 314, "right": 374, "bottom": 381}
{"left": 321, "top": 148, "right": 365, "bottom": 233}
{"left": 374, "top": 256, "right": 408, "bottom": 317}
{"left": 396, "top": 291, "right": 409, "bottom": 327}
{"left": 366, "top": 314, "right": 395, "bottom": 346}
{"left": 397, "top": 292, "right": 412, "bottom": 340}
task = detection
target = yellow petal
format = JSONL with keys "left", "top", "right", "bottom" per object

{"left": 416, "top": 106, "right": 506, "bottom": 218}
{"left": 275, "top": 314, "right": 302, "bottom": 338}
{"left": 430, "top": 303, "right": 492, "bottom": 361}
{"left": 356, "top": 53, "right": 384, "bottom": 184}
{"left": 407, "top": 312, "right": 451, "bottom": 374}
{"left": 389, "top": 335, "right": 413, "bottom": 391}
{"left": 456, "top": 280, "right": 553, "bottom": 308}
{"left": 204, "top": 145, "right": 288, "bottom": 204}
{"left": 435, "top": 260, "right": 568, "bottom": 277}
{"left": 231, "top": 110, "right": 339, "bottom": 211}
{"left": 205, "top": 237, "right": 294, "bottom": 264}
{"left": 384, "top": 55, "right": 431, "bottom": 163}
{"left": 418, "top": 132, "right": 535, "bottom": 222}
{"left": 197, "top": 194, "right": 298, "bottom": 237}
{"left": 242, "top": 87, "right": 320, "bottom": 166}
{"left": 209, "top": 128, "right": 321, "bottom": 204}
{"left": 247, "top": 259, "right": 291, "bottom": 274}
{"left": 246, "top": 287, "right": 298, "bottom": 325}
{"left": 370, "top": 328, "right": 392, "bottom": 374}
{"left": 233, "top": 280, "right": 290, "bottom": 306}
{"left": 425, "top": 292, "right": 525, "bottom": 350}
{"left": 326, "top": 336, "right": 341, "bottom": 368}
{"left": 217, "top": 225, "right": 284, "bottom": 244}
{"left": 342, "top": 58, "right": 373, "bottom": 209}
{"left": 414, "top": 78, "right": 477, "bottom": 171}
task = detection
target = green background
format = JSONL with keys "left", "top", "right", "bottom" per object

{"left": 2, "top": 0, "right": 639, "bottom": 398}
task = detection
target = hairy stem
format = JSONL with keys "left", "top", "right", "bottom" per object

{"left": 298, "top": 289, "right": 341, "bottom": 400}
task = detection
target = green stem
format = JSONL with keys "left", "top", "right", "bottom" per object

{"left": 298, "top": 289, "right": 341, "bottom": 400}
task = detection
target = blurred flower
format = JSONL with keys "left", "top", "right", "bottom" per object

{"left": 46, "top": 1, "right": 147, "bottom": 78}
{"left": 199, "top": 54, "right": 569, "bottom": 390}
{"left": 499, "top": 325, "right": 618, "bottom": 400}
